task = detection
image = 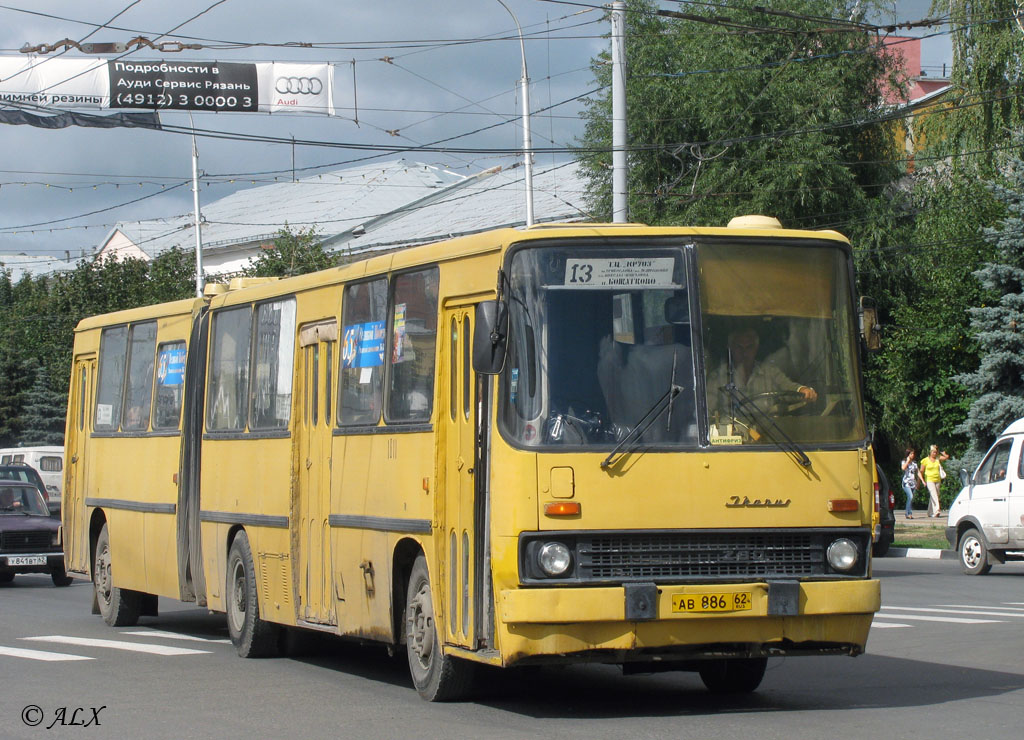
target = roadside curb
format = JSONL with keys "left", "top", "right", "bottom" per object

{"left": 887, "top": 547, "right": 957, "bottom": 560}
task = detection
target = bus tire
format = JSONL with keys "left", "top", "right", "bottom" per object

{"left": 698, "top": 657, "right": 767, "bottom": 693}
{"left": 958, "top": 528, "right": 992, "bottom": 575}
{"left": 226, "top": 531, "right": 280, "bottom": 658}
{"left": 405, "top": 554, "right": 475, "bottom": 701}
{"left": 93, "top": 524, "right": 141, "bottom": 626}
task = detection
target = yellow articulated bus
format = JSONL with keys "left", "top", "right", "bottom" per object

{"left": 64, "top": 217, "right": 880, "bottom": 700}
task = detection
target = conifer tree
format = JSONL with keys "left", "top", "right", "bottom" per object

{"left": 955, "top": 149, "right": 1024, "bottom": 459}
{"left": 19, "top": 363, "right": 67, "bottom": 446}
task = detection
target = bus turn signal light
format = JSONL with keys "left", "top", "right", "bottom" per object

{"left": 828, "top": 499, "right": 859, "bottom": 512}
{"left": 544, "top": 501, "right": 581, "bottom": 517}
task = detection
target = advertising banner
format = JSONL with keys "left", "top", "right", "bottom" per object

{"left": 0, "top": 57, "right": 335, "bottom": 115}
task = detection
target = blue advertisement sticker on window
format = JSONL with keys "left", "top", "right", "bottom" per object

{"left": 157, "top": 346, "right": 186, "bottom": 386}
{"left": 342, "top": 321, "right": 385, "bottom": 369}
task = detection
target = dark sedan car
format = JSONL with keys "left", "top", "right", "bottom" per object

{"left": 0, "top": 481, "right": 71, "bottom": 586}
{"left": 0, "top": 463, "right": 55, "bottom": 515}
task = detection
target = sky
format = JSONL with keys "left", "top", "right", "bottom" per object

{"left": 0, "top": 1, "right": 953, "bottom": 265}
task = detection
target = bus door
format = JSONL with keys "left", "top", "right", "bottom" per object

{"left": 65, "top": 355, "right": 95, "bottom": 573}
{"left": 296, "top": 319, "right": 338, "bottom": 625}
{"left": 442, "top": 306, "right": 489, "bottom": 648}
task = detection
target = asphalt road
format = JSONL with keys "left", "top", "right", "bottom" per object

{"left": 2, "top": 557, "right": 1023, "bottom": 740}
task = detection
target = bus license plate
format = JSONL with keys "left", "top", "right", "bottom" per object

{"left": 672, "top": 592, "right": 752, "bottom": 613}
{"left": 6, "top": 555, "right": 46, "bottom": 566}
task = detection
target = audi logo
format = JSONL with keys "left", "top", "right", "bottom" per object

{"left": 275, "top": 76, "right": 323, "bottom": 95}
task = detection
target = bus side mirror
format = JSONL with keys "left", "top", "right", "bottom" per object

{"left": 473, "top": 300, "right": 508, "bottom": 375}
{"left": 859, "top": 297, "right": 881, "bottom": 351}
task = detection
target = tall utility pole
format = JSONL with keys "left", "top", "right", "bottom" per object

{"left": 189, "top": 114, "right": 204, "bottom": 298}
{"left": 495, "top": 0, "right": 535, "bottom": 227}
{"left": 611, "top": 1, "right": 628, "bottom": 223}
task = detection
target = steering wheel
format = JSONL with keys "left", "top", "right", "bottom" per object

{"left": 749, "top": 390, "right": 808, "bottom": 415}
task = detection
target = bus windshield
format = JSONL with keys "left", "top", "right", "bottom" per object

{"left": 699, "top": 240, "right": 865, "bottom": 446}
{"left": 499, "top": 239, "right": 865, "bottom": 449}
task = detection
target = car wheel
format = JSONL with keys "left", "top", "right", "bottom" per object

{"left": 405, "top": 554, "right": 475, "bottom": 701}
{"left": 958, "top": 528, "right": 992, "bottom": 575}
{"left": 51, "top": 565, "right": 73, "bottom": 587}
{"left": 0, "top": 571, "right": 14, "bottom": 584}
{"left": 93, "top": 523, "right": 141, "bottom": 626}
{"left": 225, "top": 531, "right": 280, "bottom": 658}
{"left": 699, "top": 658, "right": 768, "bottom": 693}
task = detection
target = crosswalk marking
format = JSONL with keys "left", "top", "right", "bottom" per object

{"left": 934, "top": 604, "right": 1024, "bottom": 613}
{"left": 120, "top": 629, "right": 231, "bottom": 644}
{"left": 874, "top": 613, "right": 1002, "bottom": 624}
{"left": 882, "top": 605, "right": 1024, "bottom": 619}
{"left": 0, "top": 646, "right": 93, "bottom": 662}
{"left": 22, "top": 636, "right": 210, "bottom": 656}
{"left": 870, "top": 622, "right": 910, "bottom": 629}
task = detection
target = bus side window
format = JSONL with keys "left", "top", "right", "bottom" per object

{"left": 207, "top": 306, "right": 252, "bottom": 432}
{"left": 250, "top": 299, "right": 296, "bottom": 430}
{"left": 122, "top": 321, "right": 157, "bottom": 431}
{"left": 154, "top": 341, "right": 187, "bottom": 430}
{"left": 95, "top": 325, "right": 129, "bottom": 432}
{"left": 387, "top": 268, "right": 439, "bottom": 423}
{"left": 339, "top": 278, "right": 387, "bottom": 426}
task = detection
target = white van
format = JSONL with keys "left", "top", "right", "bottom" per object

{"left": 947, "top": 418, "right": 1024, "bottom": 574}
{"left": 0, "top": 447, "right": 64, "bottom": 508}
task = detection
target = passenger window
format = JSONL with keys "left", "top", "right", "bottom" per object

{"left": 978, "top": 440, "right": 1012, "bottom": 484}
{"left": 339, "top": 279, "right": 387, "bottom": 425}
{"left": 207, "top": 306, "right": 252, "bottom": 431}
{"left": 387, "top": 268, "right": 439, "bottom": 423}
{"left": 122, "top": 321, "right": 157, "bottom": 431}
{"left": 39, "top": 457, "right": 62, "bottom": 473}
{"left": 95, "top": 325, "right": 129, "bottom": 431}
{"left": 154, "top": 341, "right": 187, "bottom": 430}
{"left": 250, "top": 299, "right": 296, "bottom": 430}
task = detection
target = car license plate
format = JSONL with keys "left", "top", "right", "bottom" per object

{"left": 672, "top": 592, "right": 752, "bottom": 613}
{"left": 5, "top": 555, "right": 46, "bottom": 566}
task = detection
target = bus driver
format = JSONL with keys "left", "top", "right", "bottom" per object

{"left": 707, "top": 325, "right": 818, "bottom": 418}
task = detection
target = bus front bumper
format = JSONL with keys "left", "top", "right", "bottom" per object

{"left": 495, "top": 579, "right": 880, "bottom": 666}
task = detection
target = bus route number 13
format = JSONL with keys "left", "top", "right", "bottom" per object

{"left": 568, "top": 262, "right": 593, "bottom": 284}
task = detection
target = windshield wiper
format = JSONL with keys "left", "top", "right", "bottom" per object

{"left": 601, "top": 353, "right": 683, "bottom": 470}
{"left": 720, "top": 383, "right": 812, "bottom": 468}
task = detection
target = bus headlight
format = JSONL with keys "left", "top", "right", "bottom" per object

{"left": 827, "top": 538, "right": 859, "bottom": 572}
{"left": 537, "top": 542, "right": 572, "bottom": 576}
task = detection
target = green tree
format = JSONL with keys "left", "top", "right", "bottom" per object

{"left": 245, "top": 225, "right": 337, "bottom": 278}
{"left": 577, "top": 0, "right": 905, "bottom": 237}
{"left": 954, "top": 145, "right": 1024, "bottom": 462}
{"left": 19, "top": 363, "right": 67, "bottom": 445}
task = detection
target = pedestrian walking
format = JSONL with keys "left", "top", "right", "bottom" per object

{"left": 917, "top": 444, "right": 949, "bottom": 518}
{"left": 900, "top": 448, "right": 919, "bottom": 518}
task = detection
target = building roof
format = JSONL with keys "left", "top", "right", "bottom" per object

{"left": 0, "top": 253, "right": 78, "bottom": 281}
{"left": 97, "top": 157, "right": 591, "bottom": 270}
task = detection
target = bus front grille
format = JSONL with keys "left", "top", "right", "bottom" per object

{"left": 577, "top": 531, "right": 822, "bottom": 580}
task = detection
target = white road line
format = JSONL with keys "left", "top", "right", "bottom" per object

{"left": 874, "top": 613, "right": 1002, "bottom": 624}
{"left": 21, "top": 636, "right": 210, "bottom": 656}
{"left": 870, "top": 622, "right": 911, "bottom": 628}
{"left": 882, "top": 606, "right": 1024, "bottom": 618}
{"left": 935, "top": 604, "right": 1024, "bottom": 613}
{"left": 0, "top": 646, "right": 93, "bottom": 662}
{"left": 120, "top": 630, "right": 231, "bottom": 644}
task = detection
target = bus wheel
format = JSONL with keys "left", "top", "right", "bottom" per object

{"left": 405, "top": 554, "right": 474, "bottom": 701}
{"left": 226, "top": 531, "right": 280, "bottom": 658}
{"left": 51, "top": 566, "right": 73, "bottom": 587}
{"left": 93, "top": 524, "right": 140, "bottom": 626}
{"left": 958, "top": 528, "right": 992, "bottom": 575}
{"left": 698, "top": 658, "right": 767, "bottom": 693}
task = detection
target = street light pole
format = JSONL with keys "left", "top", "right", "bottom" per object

{"left": 494, "top": 0, "right": 535, "bottom": 227}
{"left": 611, "top": 1, "right": 628, "bottom": 223}
{"left": 188, "top": 113, "right": 205, "bottom": 298}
